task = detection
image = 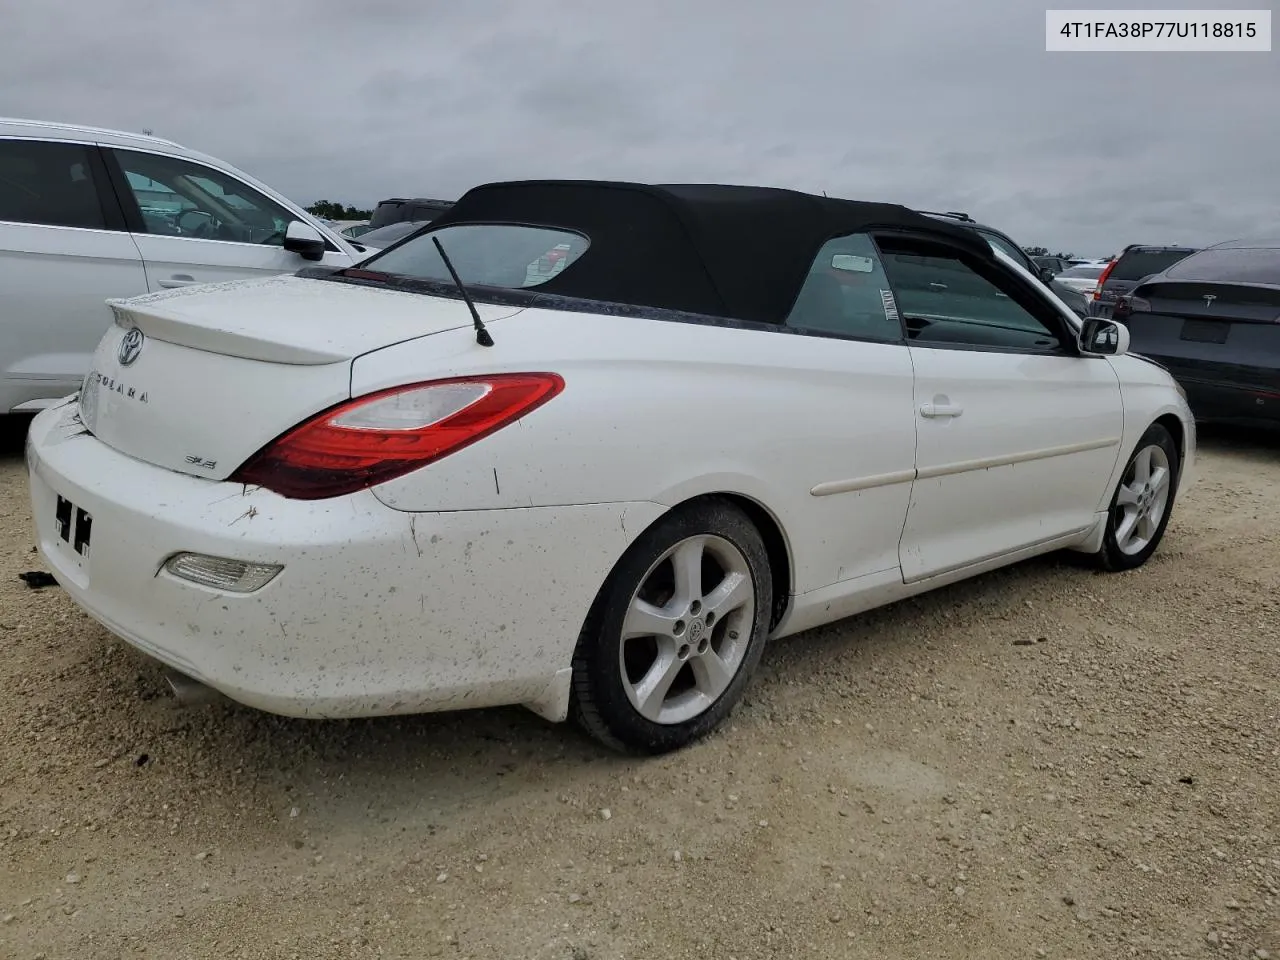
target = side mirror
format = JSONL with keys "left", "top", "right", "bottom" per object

{"left": 283, "top": 220, "right": 326, "bottom": 261}
{"left": 1079, "top": 317, "right": 1130, "bottom": 357}
{"left": 1037, "top": 265, "right": 1057, "bottom": 283}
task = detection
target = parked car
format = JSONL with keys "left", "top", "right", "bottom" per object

{"left": 0, "top": 117, "right": 369, "bottom": 414}
{"left": 1114, "top": 238, "right": 1280, "bottom": 426}
{"left": 323, "top": 219, "right": 372, "bottom": 239}
{"left": 26, "top": 180, "right": 1195, "bottom": 754}
{"left": 1033, "top": 255, "right": 1072, "bottom": 276}
{"left": 367, "top": 197, "right": 453, "bottom": 230}
{"left": 1089, "top": 244, "right": 1198, "bottom": 318}
{"left": 1053, "top": 262, "right": 1109, "bottom": 296}
{"left": 350, "top": 219, "right": 429, "bottom": 249}
{"left": 920, "top": 211, "right": 1092, "bottom": 317}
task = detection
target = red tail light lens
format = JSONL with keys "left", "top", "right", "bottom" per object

{"left": 1091, "top": 259, "right": 1117, "bottom": 301}
{"left": 231, "top": 373, "right": 564, "bottom": 500}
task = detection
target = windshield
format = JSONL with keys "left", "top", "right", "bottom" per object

{"left": 363, "top": 223, "right": 591, "bottom": 288}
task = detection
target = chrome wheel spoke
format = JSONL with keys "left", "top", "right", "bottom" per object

{"left": 703, "top": 571, "right": 751, "bottom": 620}
{"left": 1115, "top": 508, "right": 1140, "bottom": 549}
{"left": 689, "top": 648, "right": 733, "bottom": 699}
{"left": 1148, "top": 465, "right": 1170, "bottom": 496}
{"left": 1137, "top": 510, "right": 1157, "bottom": 542}
{"left": 633, "top": 643, "right": 683, "bottom": 721}
{"left": 1116, "top": 482, "right": 1141, "bottom": 507}
{"left": 670, "top": 537, "right": 706, "bottom": 609}
{"left": 623, "top": 598, "right": 679, "bottom": 640}
{"left": 1132, "top": 446, "right": 1153, "bottom": 485}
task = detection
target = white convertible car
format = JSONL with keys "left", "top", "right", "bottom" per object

{"left": 26, "top": 180, "right": 1195, "bottom": 754}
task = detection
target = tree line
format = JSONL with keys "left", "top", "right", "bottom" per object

{"left": 305, "top": 201, "right": 373, "bottom": 220}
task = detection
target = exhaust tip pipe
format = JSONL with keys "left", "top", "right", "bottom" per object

{"left": 164, "top": 670, "right": 224, "bottom": 707}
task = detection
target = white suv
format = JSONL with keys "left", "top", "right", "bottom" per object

{"left": 0, "top": 118, "right": 370, "bottom": 413}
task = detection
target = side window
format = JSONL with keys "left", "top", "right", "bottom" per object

{"left": 980, "top": 230, "right": 1031, "bottom": 271}
{"left": 111, "top": 149, "right": 298, "bottom": 247}
{"left": 784, "top": 233, "right": 902, "bottom": 342}
{"left": 0, "top": 139, "right": 108, "bottom": 229}
{"left": 877, "top": 239, "right": 1065, "bottom": 353}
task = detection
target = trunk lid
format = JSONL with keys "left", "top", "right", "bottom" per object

{"left": 79, "top": 274, "right": 522, "bottom": 480}
{"left": 1122, "top": 280, "right": 1280, "bottom": 387}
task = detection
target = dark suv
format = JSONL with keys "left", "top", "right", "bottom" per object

{"left": 368, "top": 197, "right": 454, "bottom": 230}
{"left": 919, "top": 211, "right": 1090, "bottom": 318}
{"left": 1088, "top": 244, "right": 1198, "bottom": 318}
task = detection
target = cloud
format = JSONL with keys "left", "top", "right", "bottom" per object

{"left": 2, "top": 0, "right": 1276, "bottom": 254}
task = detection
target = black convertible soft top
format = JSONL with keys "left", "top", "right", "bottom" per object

{"left": 420, "top": 180, "right": 994, "bottom": 325}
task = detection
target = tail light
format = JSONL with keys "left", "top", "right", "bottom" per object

{"left": 1091, "top": 259, "right": 1117, "bottom": 301}
{"left": 231, "top": 373, "right": 564, "bottom": 500}
{"left": 1112, "top": 295, "right": 1149, "bottom": 319}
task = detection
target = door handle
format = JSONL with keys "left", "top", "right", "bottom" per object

{"left": 158, "top": 274, "right": 198, "bottom": 288}
{"left": 920, "top": 402, "right": 964, "bottom": 418}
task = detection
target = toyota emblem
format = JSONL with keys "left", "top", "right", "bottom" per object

{"left": 118, "top": 327, "right": 145, "bottom": 366}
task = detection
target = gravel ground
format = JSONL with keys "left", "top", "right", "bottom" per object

{"left": 0, "top": 415, "right": 1277, "bottom": 960}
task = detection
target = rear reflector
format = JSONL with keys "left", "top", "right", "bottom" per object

{"left": 163, "top": 553, "right": 283, "bottom": 592}
{"left": 230, "top": 373, "right": 565, "bottom": 500}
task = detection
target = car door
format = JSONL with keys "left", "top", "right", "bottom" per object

{"left": 775, "top": 232, "right": 918, "bottom": 589}
{"left": 102, "top": 146, "right": 354, "bottom": 291}
{"left": 0, "top": 137, "right": 147, "bottom": 412}
{"left": 875, "top": 232, "right": 1124, "bottom": 583}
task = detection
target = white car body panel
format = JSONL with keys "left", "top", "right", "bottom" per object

{"left": 24, "top": 231, "right": 1198, "bottom": 727}
{"left": 79, "top": 277, "right": 526, "bottom": 479}
{"left": 900, "top": 346, "right": 1123, "bottom": 581}
{"left": 27, "top": 400, "right": 663, "bottom": 719}
{"left": 0, "top": 118, "right": 362, "bottom": 412}
{"left": 355, "top": 306, "right": 919, "bottom": 592}
{"left": 0, "top": 221, "right": 148, "bottom": 412}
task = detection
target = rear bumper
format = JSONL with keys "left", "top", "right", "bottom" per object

{"left": 26, "top": 402, "right": 663, "bottom": 719}
{"left": 1178, "top": 375, "right": 1280, "bottom": 428}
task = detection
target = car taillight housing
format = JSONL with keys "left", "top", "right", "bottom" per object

{"left": 1113, "top": 295, "right": 1150, "bottom": 319}
{"left": 1091, "top": 259, "right": 1117, "bottom": 301}
{"left": 231, "top": 373, "right": 564, "bottom": 500}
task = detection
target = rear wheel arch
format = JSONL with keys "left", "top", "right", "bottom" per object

{"left": 704, "top": 493, "right": 792, "bottom": 630}
{"left": 612, "top": 491, "right": 793, "bottom": 629}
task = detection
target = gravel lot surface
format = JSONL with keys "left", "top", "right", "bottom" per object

{"left": 0, "top": 415, "right": 1276, "bottom": 960}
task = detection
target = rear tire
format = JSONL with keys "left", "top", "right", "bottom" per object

{"left": 1091, "top": 423, "right": 1179, "bottom": 572}
{"left": 569, "top": 497, "right": 772, "bottom": 754}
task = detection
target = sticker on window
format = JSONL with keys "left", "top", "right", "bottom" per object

{"left": 831, "top": 254, "right": 875, "bottom": 273}
{"left": 880, "top": 289, "right": 900, "bottom": 322}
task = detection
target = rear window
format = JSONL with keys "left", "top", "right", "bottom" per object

{"left": 368, "top": 200, "right": 405, "bottom": 229}
{"left": 364, "top": 223, "right": 590, "bottom": 288}
{"left": 1165, "top": 246, "right": 1280, "bottom": 285}
{"left": 355, "top": 220, "right": 425, "bottom": 248}
{"left": 1058, "top": 264, "right": 1104, "bottom": 280}
{"left": 1110, "top": 249, "right": 1195, "bottom": 281}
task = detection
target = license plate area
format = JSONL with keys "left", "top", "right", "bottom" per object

{"left": 1180, "top": 319, "right": 1229, "bottom": 344}
{"left": 53, "top": 493, "right": 93, "bottom": 566}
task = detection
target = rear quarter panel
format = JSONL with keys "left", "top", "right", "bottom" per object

{"left": 351, "top": 306, "right": 921, "bottom": 596}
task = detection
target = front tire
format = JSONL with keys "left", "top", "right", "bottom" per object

{"left": 569, "top": 498, "right": 772, "bottom": 754}
{"left": 1091, "top": 422, "right": 1179, "bottom": 571}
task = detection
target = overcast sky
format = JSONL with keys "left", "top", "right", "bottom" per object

{"left": 2, "top": 0, "right": 1277, "bottom": 255}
